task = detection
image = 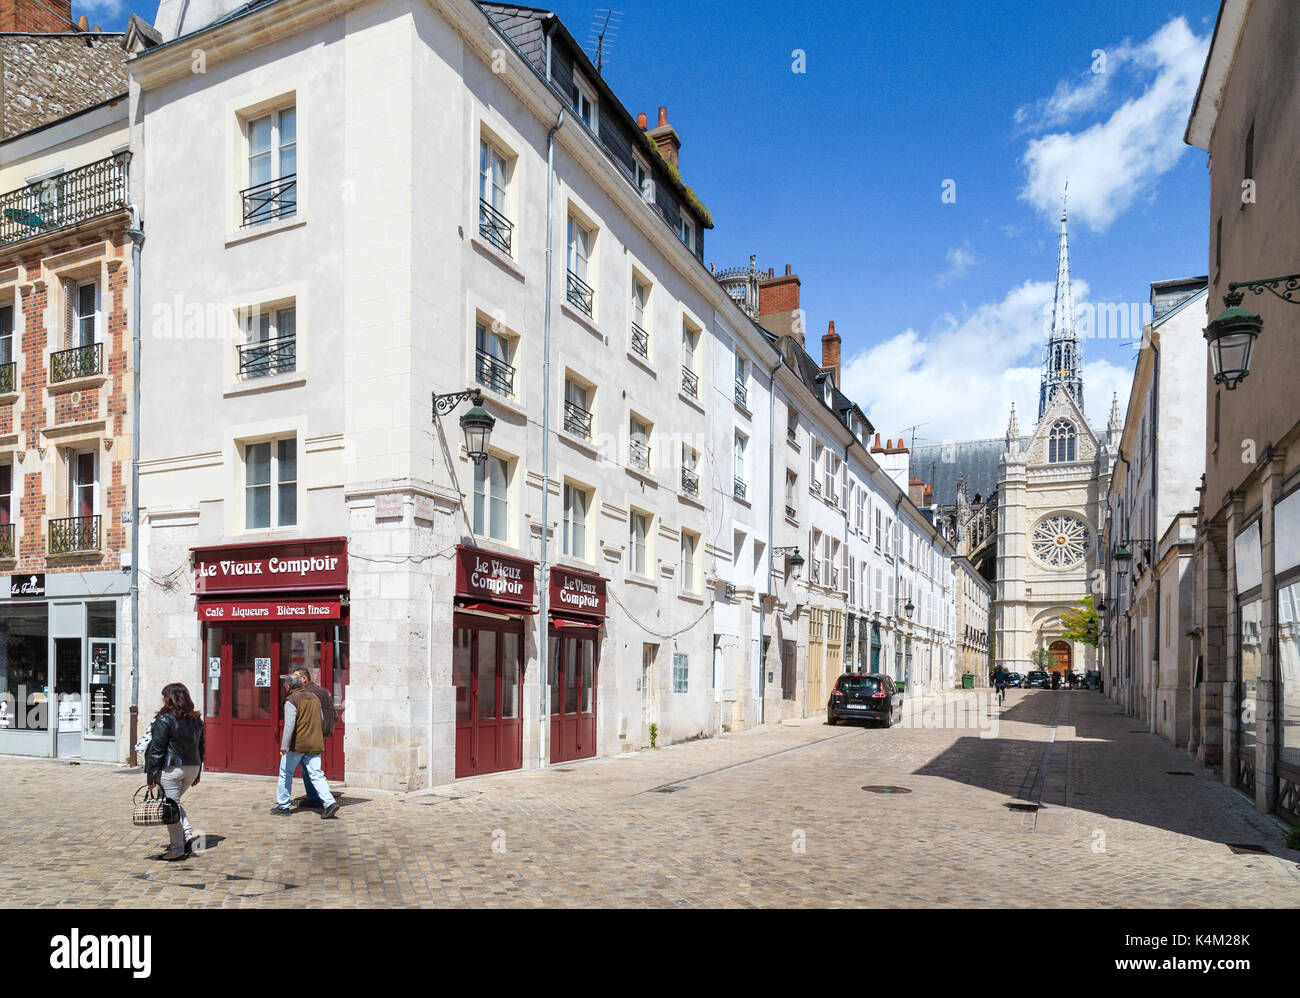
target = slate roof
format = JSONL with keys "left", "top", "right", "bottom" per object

{"left": 910, "top": 438, "right": 1024, "bottom": 509}
{"left": 0, "top": 33, "right": 127, "bottom": 141}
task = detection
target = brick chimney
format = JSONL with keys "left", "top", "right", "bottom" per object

{"left": 757, "top": 264, "right": 803, "bottom": 344}
{"left": 821, "top": 320, "right": 841, "bottom": 384}
{"left": 0, "top": 0, "right": 74, "bottom": 31}
{"left": 645, "top": 106, "right": 681, "bottom": 169}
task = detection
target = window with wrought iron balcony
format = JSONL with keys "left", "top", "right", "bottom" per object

{"left": 50, "top": 281, "right": 103, "bottom": 384}
{"left": 566, "top": 215, "right": 595, "bottom": 318}
{"left": 475, "top": 322, "right": 515, "bottom": 397}
{"left": 563, "top": 378, "right": 593, "bottom": 440}
{"left": 629, "top": 418, "right": 651, "bottom": 472}
{"left": 238, "top": 305, "right": 296, "bottom": 380}
{"left": 0, "top": 303, "right": 15, "bottom": 395}
{"left": 479, "top": 139, "right": 514, "bottom": 256}
{"left": 631, "top": 278, "right": 651, "bottom": 359}
{"left": 681, "top": 444, "right": 700, "bottom": 497}
{"left": 240, "top": 106, "right": 296, "bottom": 228}
{"left": 49, "top": 452, "right": 101, "bottom": 556}
{"left": 0, "top": 152, "right": 130, "bottom": 250}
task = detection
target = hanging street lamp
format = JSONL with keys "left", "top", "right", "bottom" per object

{"left": 432, "top": 387, "right": 496, "bottom": 466}
{"left": 1204, "top": 273, "right": 1300, "bottom": 390}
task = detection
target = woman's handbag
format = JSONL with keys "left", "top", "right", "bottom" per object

{"left": 133, "top": 784, "right": 180, "bottom": 826}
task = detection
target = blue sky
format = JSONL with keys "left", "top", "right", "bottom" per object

{"left": 92, "top": 0, "right": 1219, "bottom": 445}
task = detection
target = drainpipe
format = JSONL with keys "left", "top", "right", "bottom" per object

{"left": 1150, "top": 333, "right": 1160, "bottom": 734}
{"left": 126, "top": 207, "right": 144, "bottom": 766}
{"left": 537, "top": 108, "right": 564, "bottom": 769}
{"left": 759, "top": 357, "right": 779, "bottom": 724}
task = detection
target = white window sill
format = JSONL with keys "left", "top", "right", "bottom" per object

{"left": 558, "top": 429, "right": 599, "bottom": 457}
{"left": 627, "top": 350, "right": 656, "bottom": 377}
{"left": 471, "top": 235, "right": 526, "bottom": 283}
{"left": 734, "top": 399, "right": 752, "bottom": 420}
{"left": 677, "top": 591, "right": 705, "bottom": 605}
{"left": 678, "top": 489, "right": 706, "bottom": 510}
{"left": 625, "top": 574, "right": 657, "bottom": 592}
{"left": 625, "top": 465, "right": 658, "bottom": 489}
{"left": 678, "top": 389, "right": 705, "bottom": 414}
{"left": 561, "top": 302, "right": 604, "bottom": 340}
{"left": 0, "top": 391, "right": 18, "bottom": 405}
{"left": 224, "top": 372, "right": 306, "bottom": 398}
{"left": 225, "top": 215, "right": 306, "bottom": 246}
{"left": 474, "top": 387, "right": 526, "bottom": 419}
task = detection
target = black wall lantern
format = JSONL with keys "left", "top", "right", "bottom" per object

{"left": 433, "top": 388, "right": 496, "bottom": 466}
{"left": 774, "top": 546, "right": 805, "bottom": 580}
{"left": 1204, "top": 273, "right": 1300, "bottom": 390}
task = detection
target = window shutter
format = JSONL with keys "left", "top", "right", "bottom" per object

{"left": 62, "top": 278, "right": 76, "bottom": 350}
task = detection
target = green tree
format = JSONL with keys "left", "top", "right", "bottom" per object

{"left": 1029, "top": 647, "right": 1050, "bottom": 670}
{"left": 1059, "top": 595, "right": 1099, "bottom": 646}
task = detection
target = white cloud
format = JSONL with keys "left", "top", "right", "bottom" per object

{"left": 932, "top": 243, "right": 979, "bottom": 288}
{"left": 75, "top": 0, "right": 125, "bottom": 19}
{"left": 839, "top": 277, "right": 1127, "bottom": 446}
{"left": 1018, "top": 17, "right": 1209, "bottom": 232}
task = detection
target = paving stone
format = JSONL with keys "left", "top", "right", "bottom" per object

{"left": 0, "top": 689, "right": 1296, "bottom": 907}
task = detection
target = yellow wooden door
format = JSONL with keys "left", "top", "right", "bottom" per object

{"left": 807, "top": 607, "right": 825, "bottom": 710}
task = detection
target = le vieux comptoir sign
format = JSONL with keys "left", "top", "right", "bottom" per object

{"left": 192, "top": 539, "right": 348, "bottom": 622}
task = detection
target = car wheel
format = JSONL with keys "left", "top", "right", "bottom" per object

{"left": 883, "top": 708, "right": 893, "bottom": 729}
{"left": 827, "top": 712, "right": 837, "bottom": 726}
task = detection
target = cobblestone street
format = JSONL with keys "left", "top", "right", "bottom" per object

{"left": 2, "top": 689, "right": 1296, "bottom": 908}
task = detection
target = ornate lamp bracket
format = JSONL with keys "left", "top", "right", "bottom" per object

{"left": 1228, "top": 273, "right": 1300, "bottom": 306}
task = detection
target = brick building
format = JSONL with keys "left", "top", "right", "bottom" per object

{"left": 0, "top": 16, "right": 134, "bottom": 761}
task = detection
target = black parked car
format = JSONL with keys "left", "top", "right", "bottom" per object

{"left": 827, "top": 673, "right": 903, "bottom": 728}
{"left": 1025, "top": 670, "right": 1050, "bottom": 689}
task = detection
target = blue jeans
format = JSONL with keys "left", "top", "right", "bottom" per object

{"left": 278, "top": 752, "right": 335, "bottom": 809}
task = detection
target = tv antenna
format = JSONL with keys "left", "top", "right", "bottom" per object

{"left": 901, "top": 422, "right": 929, "bottom": 451}
{"left": 588, "top": 9, "right": 623, "bottom": 75}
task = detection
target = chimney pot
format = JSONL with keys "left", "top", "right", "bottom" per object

{"left": 78, "top": 14, "right": 88, "bottom": 28}
{"left": 637, "top": 112, "right": 648, "bottom": 130}
{"left": 785, "top": 264, "right": 791, "bottom": 276}
{"left": 657, "top": 106, "right": 669, "bottom": 127}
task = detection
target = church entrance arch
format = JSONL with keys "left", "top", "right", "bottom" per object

{"left": 1048, "top": 640, "right": 1071, "bottom": 674}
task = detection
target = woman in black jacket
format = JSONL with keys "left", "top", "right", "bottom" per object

{"left": 145, "top": 683, "right": 205, "bottom": 861}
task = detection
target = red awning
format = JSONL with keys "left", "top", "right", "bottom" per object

{"left": 455, "top": 601, "right": 539, "bottom": 618}
{"left": 197, "top": 597, "right": 341, "bottom": 622}
{"left": 551, "top": 615, "right": 601, "bottom": 630}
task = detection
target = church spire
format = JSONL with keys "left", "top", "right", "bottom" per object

{"left": 1039, "top": 188, "right": 1084, "bottom": 420}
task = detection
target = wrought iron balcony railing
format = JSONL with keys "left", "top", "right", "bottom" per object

{"left": 810, "top": 479, "right": 821, "bottom": 495}
{"left": 0, "top": 522, "right": 13, "bottom": 559}
{"left": 785, "top": 503, "right": 796, "bottom": 519}
{"left": 723, "top": 583, "right": 736, "bottom": 601}
{"left": 787, "top": 426, "right": 797, "bottom": 444}
{"left": 240, "top": 174, "right": 297, "bottom": 228}
{"left": 734, "top": 477, "right": 747, "bottom": 501}
{"left": 475, "top": 349, "right": 515, "bottom": 396}
{"left": 238, "top": 335, "right": 296, "bottom": 379}
{"left": 630, "top": 322, "right": 649, "bottom": 359}
{"left": 566, "top": 269, "right": 594, "bottom": 317}
{"left": 831, "top": 569, "right": 840, "bottom": 589}
{"left": 810, "top": 560, "right": 821, "bottom": 585}
{"left": 0, "top": 361, "right": 15, "bottom": 394}
{"left": 48, "top": 514, "right": 100, "bottom": 555}
{"left": 681, "top": 366, "right": 699, "bottom": 400}
{"left": 0, "top": 152, "right": 130, "bottom": 247}
{"left": 49, "top": 342, "right": 102, "bottom": 383}
{"left": 681, "top": 467, "right": 700, "bottom": 497}
{"left": 478, "top": 198, "right": 514, "bottom": 256}
{"left": 629, "top": 439, "right": 650, "bottom": 471}
{"left": 564, "top": 400, "right": 592, "bottom": 439}
{"left": 735, "top": 380, "right": 748, "bottom": 407}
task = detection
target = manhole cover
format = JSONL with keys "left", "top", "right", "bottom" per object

{"left": 652, "top": 786, "right": 684, "bottom": 793}
{"left": 861, "top": 785, "right": 911, "bottom": 794}
{"left": 1167, "top": 771, "right": 1195, "bottom": 776}
{"left": 1227, "top": 843, "right": 1269, "bottom": 855}
{"left": 1005, "top": 801, "right": 1040, "bottom": 812}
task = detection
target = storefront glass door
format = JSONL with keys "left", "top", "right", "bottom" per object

{"left": 203, "top": 624, "right": 343, "bottom": 777}
{"left": 549, "top": 626, "right": 598, "bottom": 763}
{"left": 454, "top": 616, "right": 524, "bottom": 778}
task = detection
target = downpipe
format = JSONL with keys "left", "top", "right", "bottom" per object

{"left": 126, "top": 206, "right": 144, "bottom": 766}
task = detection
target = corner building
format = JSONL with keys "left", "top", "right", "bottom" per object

{"left": 129, "top": 0, "right": 773, "bottom": 789}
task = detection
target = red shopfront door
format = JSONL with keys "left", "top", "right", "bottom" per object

{"left": 202, "top": 624, "right": 344, "bottom": 777}
{"left": 548, "top": 624, "right": 599, "bottom": 763}
{"left": 453, "top": 614, "right": 524, "bottom": 778}
{"left": 547, "top": 567, "right": 606, "bottom": 763}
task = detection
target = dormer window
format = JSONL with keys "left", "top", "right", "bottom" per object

{"left": 678, "top": 215, "right": 694, "bottom": 251}
{"left": 571, "top": 74, "right": 598, "bottom": 135}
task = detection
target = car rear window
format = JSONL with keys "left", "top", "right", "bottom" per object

{"left": 839, "top": 675, "right": 882, "bottom": 693}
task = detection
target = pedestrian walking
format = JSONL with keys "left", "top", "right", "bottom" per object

{"left": 144, "top": 682, "right": 205, "bottom": 861}
{"left": 272, "top": 673, "right": 339, "bottom": 820}
{"left": 292, "top": 666, "right": 335, "bottom": 809}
